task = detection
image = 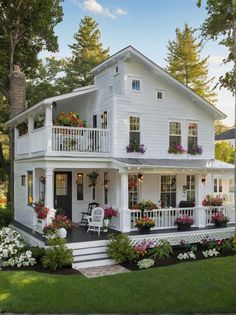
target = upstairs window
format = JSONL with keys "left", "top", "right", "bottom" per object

{"left": 132, "top": 79, "right": 141, "bottom": 91}
{"left": 157, "top": 91, "right": 163, "bottom": 100}
{"left": 129, "top": 116, "right": 140, "bottom": 146}
{"left": 114, "top": 65, "right": 119, "bottom": 75}
{"left": 188, "top": 123, "right": 198, "bottom": 151}
{"left": 169, "top": 122, "right": 181, "bottom": 147}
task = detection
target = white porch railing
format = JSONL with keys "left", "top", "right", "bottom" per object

{"left": 52, "top": 126, "right": 110, "bottom": 153}
{"left": 130, "top": 207, "right": 197, "bottom": 231}
{"left": 205, "top": 205, "right": 235, "bottom": 226}
{"left": 128, "top": 205, "right": 235, "bottom": 232}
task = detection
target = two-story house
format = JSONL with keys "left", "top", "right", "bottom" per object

{"left": 7, "top": 46, "right": 235, "bottom": 239}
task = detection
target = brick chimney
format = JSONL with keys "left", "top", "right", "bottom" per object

{"left": 9, "top": 64, "right": 26, "bottom": 119}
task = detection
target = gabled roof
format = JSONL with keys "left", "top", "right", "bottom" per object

{"left": 6, "top": 86, "right": 97, "bottom": 126}
{"left": 215, "top": 128, "right": 235, "bottom": 141}
{"left": 92, "top": 45, "right": 226, "bottom": 121}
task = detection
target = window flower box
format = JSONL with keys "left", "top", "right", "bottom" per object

{"left": 168, "top": 144, "right": 185, "bottom": 154}
{"left": 126, "top": 143, "right": 146, "bottom": 154}
{"left": 188, "top": 145, "right": 203, "bottom": 155}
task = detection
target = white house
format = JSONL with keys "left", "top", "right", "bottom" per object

{"left": 6, "top": 46, "right": 235, "bottom": 241}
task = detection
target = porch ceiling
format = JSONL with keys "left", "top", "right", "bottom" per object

{"left": 113, "top": 158, "right": 234, "bottom": 172}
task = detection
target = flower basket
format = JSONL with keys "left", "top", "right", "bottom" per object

{"left": 135, "top": 216, "right": 155, "bottom": 233}
{"left": 211, "top": 211, "right": 229, "bottom": 227}
{"left": 54, "top": 111, "right": 87, "bottom": 127}
{"left": 202, "top": 195, "right": 224, "bottom": 206}
{"left": 104, "top": 207, "right": 118, "bottom": 219}
{"left": 188, "top": 145, "right": 203, "bottom": 155}
{"left": 126, "top": 143, "right": 146, "bottom": 154}
{"left": 175, "top": 216, "right": 194, "bottom": 231}
{"left": 168, "top": 144, "right": 185, "bottom": 154}
{"left": 34, "top": 202, "right": 49, "bottom": 220}
{"left": 52, "top": 215, "right": 72, "bottom": 229}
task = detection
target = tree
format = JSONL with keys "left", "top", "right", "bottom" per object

{"left": 215, "top": 121, "right": 232, "bottom": 135}
{"left": 215, "top": 141, "right": 234, "bottom": 164}
{"left": 166, "top": 23, "right": 217, "bottom": 103}
{"left": 62, "top": 16, "right": 109, "bottom": 91}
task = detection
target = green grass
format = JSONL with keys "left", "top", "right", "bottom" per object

{"left": 0, "top": 256, "right": 235, "bottom": 313}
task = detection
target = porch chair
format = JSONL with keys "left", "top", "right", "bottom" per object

{"left": 87, "top": 207, "right": 104, "bottom": 236}
{"left": 80, "top": 202, "right": 99, "bottom": 225}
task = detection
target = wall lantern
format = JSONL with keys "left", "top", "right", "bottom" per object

{"left": 138, "top": 173, "right": 143, "bottom": 182}
{"left": 202, "top": 176, "right": 206, "bottom": 185}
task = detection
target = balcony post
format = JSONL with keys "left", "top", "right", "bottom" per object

{"left": 119, "top": 173, "right": 131, "bottom": 232}
{"left": 195, "top": 174, "right": 206, "bottom": 227}
{"left": 45, "top": 104, "right": 53, "bottom": 152}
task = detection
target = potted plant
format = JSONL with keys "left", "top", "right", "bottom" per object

{"left": 132, "top": 200, "right": 158, "bottom": 213}
{"left": 188, "top": 144, "right": 203, "bottom": 155}
{"left": 103, "top": 207, "right": 118, "bottom": 232}
{"left": 87, "top": 170, "right": 99, "bottom": 187}
{"left": 174, "top": 216, "right": 194, "bottom": 231}
{"left": 43, "top": 224, "right": 57, "bottom": 239}
{"left": 211, "top": 212, "right": 229, "bottom": 227}
{"left": 54, "top": 111, "right": 87, "bottom": 127}
{"left": 135, "top": 216, "right": 155, "bottom": 234}
{"left": 202, "top": 195, "right": 224, "bottom": 206}
{"left": 126, "top": 143, "right": 146, "bottom": 154}
{"left": 34, "top": 202, "right": 49, "bottom": 220}
{"left": 168, "top": 144, "right": 185, "bottom": 154}
{"left": 52, "top": 215, "right": 72, "bottom": 238}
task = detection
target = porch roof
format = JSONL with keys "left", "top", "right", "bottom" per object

{"left": 113, "top": 158, "right": 234, "bottom": 171}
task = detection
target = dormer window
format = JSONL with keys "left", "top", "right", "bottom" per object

{"left": 157, "top": 91, "right": 163, "bottom": 100}
{"left": 132, "top": 79, "right": 141, "bottom": 91}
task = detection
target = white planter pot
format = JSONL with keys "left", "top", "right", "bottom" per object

{"left": 56, "top": 227, "right": 67, "bottom": 238}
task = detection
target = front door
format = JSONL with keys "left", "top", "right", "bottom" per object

{"left": 54, "top": 172, "right": 72, "bottom": 219}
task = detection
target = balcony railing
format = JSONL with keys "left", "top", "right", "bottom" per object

{"left": 52, "top": 126, "right": 110, "bottom": 153}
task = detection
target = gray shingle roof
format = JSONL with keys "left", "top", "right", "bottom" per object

{"left": 215, "top": 128, "right": 235, "bottom": 141}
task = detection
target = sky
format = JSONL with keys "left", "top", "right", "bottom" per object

{"left": 47, "top": 0, "right": 234, "bottom": 126}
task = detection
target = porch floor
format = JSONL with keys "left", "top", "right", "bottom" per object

{"left": 12, "top": 220, "right": 235, "bottom": 244}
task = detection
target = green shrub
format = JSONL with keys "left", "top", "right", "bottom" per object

{"left": 0, "top": 206, "right": 13, "bottom": 227}
{"left": 29, "top": 247, "right": 45, "bottom": 263}
{"left": 41, "top": 238, "right": 73, "bottom": 271}
{"left": 148, "top": 240, "right": 173, "bottom": 260}
{"left": 106, "top": 233, "right": 136, "bottom": 263}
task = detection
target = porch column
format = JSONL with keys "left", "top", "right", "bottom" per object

{"left": 28, "top": 114, "right": 34, "bottom": 157}
{"left": 45, "top": 167, "right": 56, "bottom": 223}
{"left": 195, "top": 174, "right": 206, "bottom": 227}
{"left": 45, "top": 104, "right": 53, "bottom": 152}
{"left": 120, "top": 173, "right": 131, "bottom": 232}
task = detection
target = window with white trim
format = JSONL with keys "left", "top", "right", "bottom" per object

{"left": 157, "top": 91, "right": 163, "bottom": 100}
{"left": 188, "top": 123, "right": 198, "bottom": 152}
{"left": 214, "top": 178, "right": 222, "bottom": 193}
{"left": 186, "top": 175, "right": 195, "bottom": 202}
{"left": 129, "top": 116, "right": 140, "bottom": 147}
{"left": 169, "top": 122, "right": 181, "bottom": 147}
{"left": 132, "top": 79, "right": 141, "bottom": 91}
{"left": 128, "top": 175, "right": 139, "bottom": 208}
{"left": 161, "top": 175, "right": 176, "bottom": 207}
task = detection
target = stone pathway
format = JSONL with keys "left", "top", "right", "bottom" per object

{"left": 78, "top": 264, "right": 130, "bottom": 278}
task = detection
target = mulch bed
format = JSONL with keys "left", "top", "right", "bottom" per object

{"left": 3, "top": 264, "right": 82, "bottom": 275}
{"left": 121, "top": 248, "right": 236, "bottom": 271}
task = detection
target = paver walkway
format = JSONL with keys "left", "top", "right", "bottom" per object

{"left": 78, "top": 264, "right": 130, "bottom": 278}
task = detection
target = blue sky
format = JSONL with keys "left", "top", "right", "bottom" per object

{"left": 48, "top": 0, "right": 234, "bottom": 125}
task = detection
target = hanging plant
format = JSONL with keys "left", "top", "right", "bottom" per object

{"left": 16, "top": 121, "right": 28, "bottom": 136}
{"left": 87, "top": 170, "right": 99, "bottom": 187}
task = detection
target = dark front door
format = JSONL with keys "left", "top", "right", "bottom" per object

{"left": 54, "top": 172, "right": 72, "bottom": 219}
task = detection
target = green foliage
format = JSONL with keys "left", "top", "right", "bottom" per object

{"left": 41, "top": 238, "right": 73, "bottom": 271}
{"left": 0, "top": 206, "right": 13, "bottom": 227}
{"left": 166, "top": 23, "right": 216, "bottom": 103}
{"left": 199, "top": 0, "right": 235, "bottom": 93}
{"left": 28, "top": 247, "right": 45, "bottom": 263}
{"left": 106, "top": 233, "right": 136, "bottom": 263}
{"left": 215, "top": 141, "right": 234, "bottom": 164}
{"left": 148, "top": 239, "right": 173, "bottom": 260}
{"left": 215, "top": 121, "right": 232, "bottom": 135}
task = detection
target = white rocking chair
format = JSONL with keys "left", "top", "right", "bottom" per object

{"left": 87, "top": 207, "right": 104, "bottom": 236}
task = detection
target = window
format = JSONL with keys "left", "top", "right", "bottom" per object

{"left": 188, "top": 123, "right": 198, "bottom": 152}
{"left": 132, "top": 79, "right": 140, "bottom": 91}
{"left": 76, "top": 173, "right": 83, "bottom": 200}
{"left": 229, "top": 179, "right": 234, "bottom": 193}
{"left": 129, "top": 116, "right": 140, "bottom": 146}
{"left": 169, "top": 122, "right": 181, "bottom": 147}
{"left": 27, "top": 171, "right": 33, "bottom": 204}
{"left": 104, "top": 172, "right": 108, "bottom": 204}
{"left": 157, "top": 91, "right": 163, "bottom": 99}
{"left": 214, "top": 178, "right": 223, "bottom": 193}
{"left": 161, "top": 175, "right": 176, "bottom": 207}
{"left": 21, "top": 175, "right": 26, "bottom": 186}
{"left": 55, "top": 174, "right": 67, "bottom": 196}
{"left": 214, "top": 178, "right": 217, "bottom": 193}
{"left": 101, "top": 111, "right": 108, "bottom": 129}
{"left": 128, "top": 175, "right": 139, "bottom": 208}
{"left": 114, "top": 65, "right": 119, "bottom": 75}
{"left": 186, "top": 175, "right": 195, "bottom": 202}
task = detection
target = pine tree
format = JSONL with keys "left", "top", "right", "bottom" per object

{"left": 63, "top": 16, "right": 109, "bottom": 91}
{"left": 166, "top": 24, "right": 216, "bottom": 104}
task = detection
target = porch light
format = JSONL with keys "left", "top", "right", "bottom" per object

{"left": 138, "top": 173, "right": 143, "bottom": 182}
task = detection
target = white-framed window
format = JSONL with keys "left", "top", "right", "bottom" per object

{"left": 169, "top": 121, "right": 181, "bottom": 147}
{"left": 129, "top": 116, "right": 140, "bottom": 146}
{"left": 128, "top": 175, "right": 139, "bottom": 208}
{"left": 214, "top": 178, "right": 222, "bottom": 193}
{"left": 186, "top": 175, "right": 195, "bottom": 202}
{"left": 188, "top": 122, "right": 198, "bottom": 151}
{"left": 161, "top": 175, "right": 176, "bottom": 207}
{"left": 114, "top": 65, "right": 119, "bottom": 75}
{"left": 157, "top": 90, "right": 163, "bottom": 100}
{"left": 131, "top": 79, "right": 141, "bottom": 91}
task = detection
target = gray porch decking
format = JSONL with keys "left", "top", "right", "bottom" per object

{"left": 12, "top": 220, "right": 235, "bottom": 244}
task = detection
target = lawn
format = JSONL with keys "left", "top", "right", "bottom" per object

{"left": 0, "top": 256, "right": 235, "bottom": 314}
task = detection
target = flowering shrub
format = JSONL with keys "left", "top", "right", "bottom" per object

{"left": 168, "top": 143, "right": 185, "bottom": 154}
{"left": 188, "top": 145, "right": 203, "bottom": 155}
{"left": 134, "top": 240, "right": 154, "bottom": 258}
{"left": 132, "top": 200, "right": 158, "bottom": 211}
{"left": 137, "top": 258, "right": 155, "bottom": 269}
{"left": 135, "top": 216, "right": 155, "bottom": 228}
{"left": 211, "top": 211, "right": 229, "bottom": 224}
{"left": 52, "top": 215, "right": 72, "bottom": 229}
{"left": 43, "top": 224, "right": 57, "bottom": 239}
{"left": 202, "top": 248, "right": 220, "bottom": 258}
{"left": 174, "top": 215, "right": 194, "bottom": 226}
{"left": 126, "top": 143, "right": 146, "bottom": 154}
{"left": 34, "top": 202, "right": 49, "bottom": 219}
{"left": 177, "top": 251, "right": 196, "bottom": 260}
{"left": 202, "top": 194, "right": 224, "bottom": 206}
{"left": 54, "top": 111, "right": 87, "bottom": 127}
{"left": 0, "top": 227, "right": 36, "bottom": 268}
{"left": 104, "top": 207, "right": 118, "bottom": 219}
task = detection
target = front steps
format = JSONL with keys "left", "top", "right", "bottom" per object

{"left": 67, "top": 239, "right": 116, "bottom": 269}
